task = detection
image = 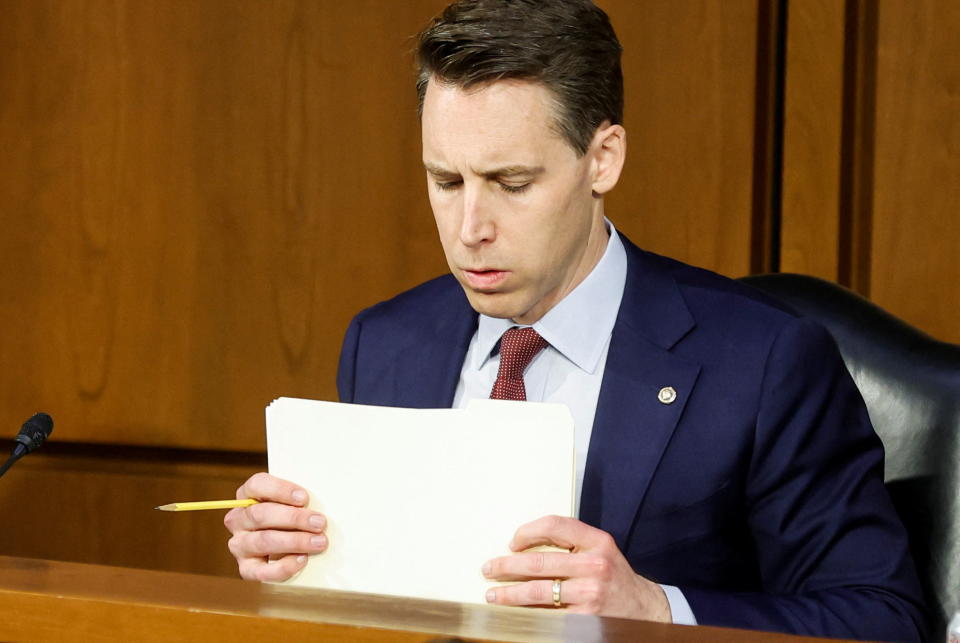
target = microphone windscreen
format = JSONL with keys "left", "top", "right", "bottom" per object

{"left": 15, "top": 412, "right": 54, "bottom": 454}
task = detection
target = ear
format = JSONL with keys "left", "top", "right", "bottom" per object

{"left": 588, "top": 122, "right": 626, "bottom": 196}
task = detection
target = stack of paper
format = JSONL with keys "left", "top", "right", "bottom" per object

{"left": 266, "top": 397, "right": 574, "bottom": 604}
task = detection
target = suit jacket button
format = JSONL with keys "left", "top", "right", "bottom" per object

{"left": 658, "top": 386, "right": 677, "bottom": 404}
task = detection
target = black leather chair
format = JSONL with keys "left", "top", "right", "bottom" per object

{"left": 739, "top": 273, "right": 960, "bottom": 635}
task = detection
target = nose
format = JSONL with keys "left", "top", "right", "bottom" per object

{"left": 459, "top": 183, "right": 495, "bottom": 247}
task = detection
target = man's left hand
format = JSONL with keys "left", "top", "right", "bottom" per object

{"left": 482, "top": 515, "right": 671, "bottom": 622}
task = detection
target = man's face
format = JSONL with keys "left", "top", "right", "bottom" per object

{"left": 421, "top": 79, "right": 608, "bottom": 325}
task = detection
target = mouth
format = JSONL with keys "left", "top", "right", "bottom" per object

{"left": 462, "top": 269, "right": 509, "bottom": 291}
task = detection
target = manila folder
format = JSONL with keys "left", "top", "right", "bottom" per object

{"left": 266, "top": 396, "right": 574, "bottom": 604}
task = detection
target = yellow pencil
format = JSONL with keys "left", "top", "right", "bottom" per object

{"left": 155, "top": 498, "right": 259, "bottom": 512}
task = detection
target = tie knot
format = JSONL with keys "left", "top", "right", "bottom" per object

{"left": 490, "top": 327, "right": 548, "bottom": 401}
{"left": 498, "top": 327, "right": 548, "bottom": 377}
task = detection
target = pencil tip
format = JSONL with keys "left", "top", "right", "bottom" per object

{"left": 155, "top": 504, "right": 173, "bottom": 511}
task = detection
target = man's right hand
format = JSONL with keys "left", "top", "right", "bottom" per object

{"left": 224, "top": 472, "right": 328, "bottom": 581}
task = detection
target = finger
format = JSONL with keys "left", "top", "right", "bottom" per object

{"left": 238, "top": 553, "right": 309, "bottom": 582}
{"left": 224, "top": 501, "right": 326, "bottom": 534}
{"left": 511, "top": 515, "right": 613, "bottom": 552}
{"left": 486, "top": 578, "right": 594, "bottom": 609}
{"left": 228, "top": 528, "right": 328, "bottom": 560}
{"left": 482, "top": 551, "right": 598, "bottom": 581}
{"left": 236, "top": 472, "right": 309, "bottom": 506}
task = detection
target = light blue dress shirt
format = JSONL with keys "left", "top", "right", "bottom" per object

{"left": 452, "top": 221, "right": 697, "bottom": 625}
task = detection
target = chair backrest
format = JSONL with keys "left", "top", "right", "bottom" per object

{"left": 739, "top": 273, "right": 960, "bottom": 633}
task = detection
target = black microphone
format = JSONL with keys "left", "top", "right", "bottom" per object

{"left": 0, "top": 413, "right": 54, "bottom": 479}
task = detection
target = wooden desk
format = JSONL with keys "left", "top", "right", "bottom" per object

{"left": 0, "top": 556, "right": 861, "bottom": 642}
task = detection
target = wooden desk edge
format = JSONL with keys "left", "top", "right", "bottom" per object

{"left": 0, "top": 556, "right": 865, "bottom": 643}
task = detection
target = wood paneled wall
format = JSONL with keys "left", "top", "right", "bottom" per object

{"left": 870, "top": 0, "right": 959, "bottom": 343}
{"left": 0, "top": 0, "right": 768, "bottom": 451}
{"left": 0, "top": 0, "right": 449, "bottom": 451}
{"left": 781, "top": 0, "right": 959, "bottom": 343}
{"left": 600, "top": 0, "right": 766, "bottom": 278}
{"left": 0, "top": 0, "right": 956, "bottom": 575}
{"left": 780, "top": 0, "right": 847, "bottom": 280}
{"left": 0, "top": 441, "right": 261, "bottom": 576}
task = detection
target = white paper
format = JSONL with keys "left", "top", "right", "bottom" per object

{"left": 266, "top": 396, "right": 574, "bottom": 604}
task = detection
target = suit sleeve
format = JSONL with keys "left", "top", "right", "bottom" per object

{"left": 681, "top": 318, "right": 929, "bottom": 642}
{"left": 336, "top": 315, "right": 361, "bottom": 404}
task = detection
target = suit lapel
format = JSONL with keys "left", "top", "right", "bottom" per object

{"left": 396, "top": 285, "right": 477, "bottom": 409}
{"left": 579, "top": 241, "right": 701, "bottom": 551}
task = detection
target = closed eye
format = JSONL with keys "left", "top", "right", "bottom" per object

{"left": 499, "top": 182, "right": 529, "bottom": 194}
{"left": 434, "top": 180, "right": 462, "bottom": 192}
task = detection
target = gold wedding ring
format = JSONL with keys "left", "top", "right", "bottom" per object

{"left": 551, "top": 578, "right": 562, "bottom": 607}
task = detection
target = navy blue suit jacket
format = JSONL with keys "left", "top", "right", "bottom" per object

{"left": 336, "top": 236, "right": 927, "bottom": 641}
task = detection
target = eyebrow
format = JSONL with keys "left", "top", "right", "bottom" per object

{"left": 423, "top": 162, "right": 459, "bottom": 179}
{"left": 423, "top": 162, "right": 545, "bottom": 180}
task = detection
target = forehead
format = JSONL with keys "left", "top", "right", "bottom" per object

{"left": 421, "top": 78, "right": 569, "bottom": 167}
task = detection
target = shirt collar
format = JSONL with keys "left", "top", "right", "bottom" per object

{"left": 471, "top": 220, "right": 628, "bottom": 374}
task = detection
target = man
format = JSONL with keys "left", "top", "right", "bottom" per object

{"left": 225, "top": 1, "right": 928, "bottom": 640}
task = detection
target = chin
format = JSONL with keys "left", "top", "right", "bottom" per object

{"left": 463, "top": 290, "right": 525, "bottom": 320}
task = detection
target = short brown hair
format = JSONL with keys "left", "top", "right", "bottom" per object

{"left": 415, "top": 0, "right": 623, "bottom": 157}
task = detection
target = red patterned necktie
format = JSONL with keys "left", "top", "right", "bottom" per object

{"left": 489, "top": 327, "right": 548, "bottom": 401}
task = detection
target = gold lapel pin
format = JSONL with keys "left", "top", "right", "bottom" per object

{"left": 658, "top": 386, "right": 677, "bottom": 404}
